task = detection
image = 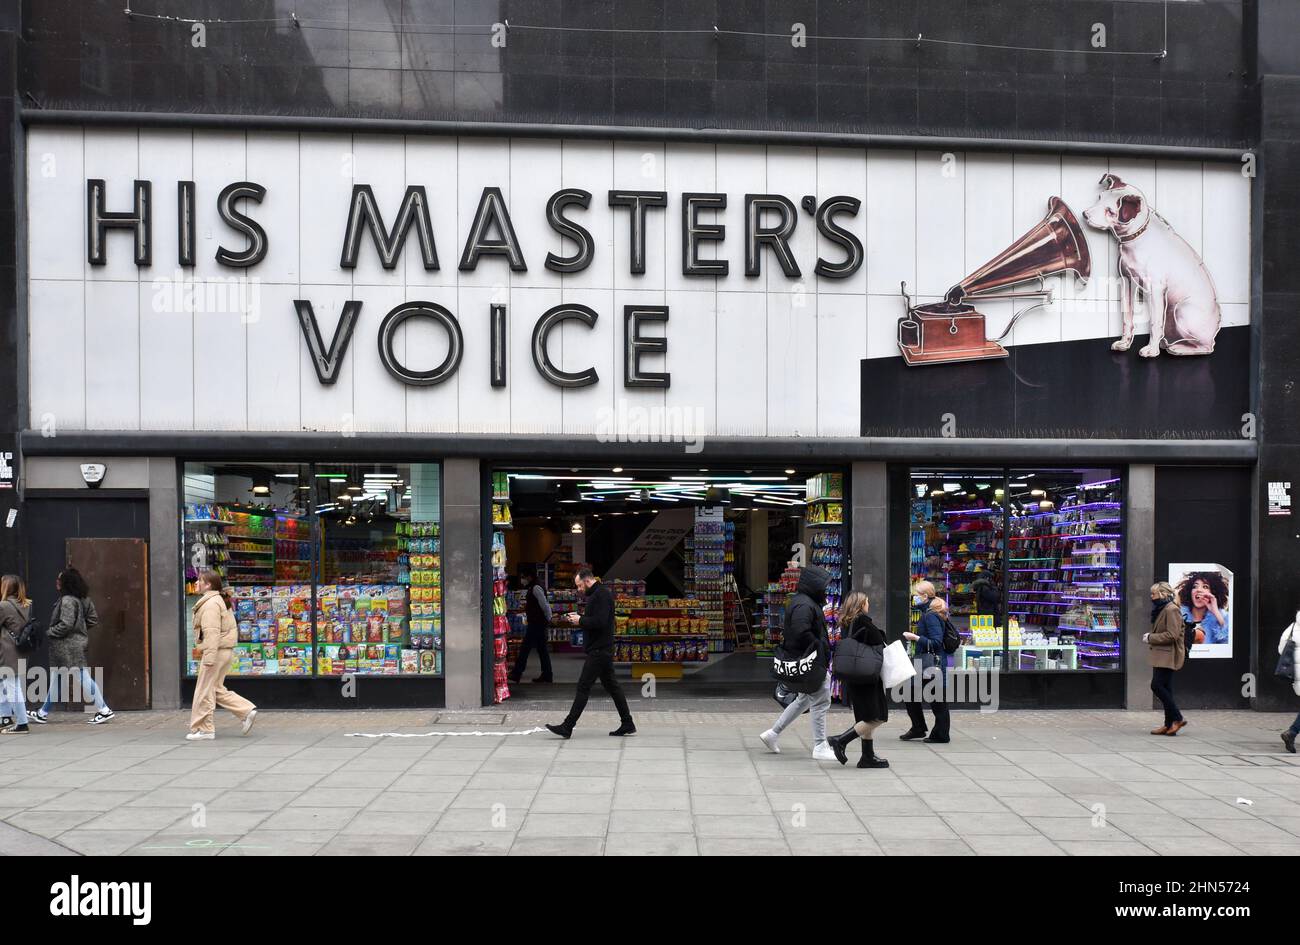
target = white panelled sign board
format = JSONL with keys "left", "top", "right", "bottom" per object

{"left": 25, "top": 127, "right": 1252, "bottom": 438}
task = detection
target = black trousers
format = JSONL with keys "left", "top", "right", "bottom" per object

{"left": 1151, "top": 667, "right": 1183, "bottom": 725}
{"left": 563, "top": 651, "right": 632, "bottom": 728}
{"left": 510, "top": 621, "right": 553, "bottom": 681}
{"left": 904, "top": 668, "right": 951, "bottom": 739}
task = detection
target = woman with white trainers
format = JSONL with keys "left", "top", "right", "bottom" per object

{"left": 30, "top": 567, "right": 114, "bottom": 726}
{"left": 187, "top": 571, "right": 257, "bottom": 740}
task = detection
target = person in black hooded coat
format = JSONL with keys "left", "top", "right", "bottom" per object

{"left": 826, "top": 593, "right": 890, "bottom": 768}
{"left": 759, "top": 566, "right": 837, "bottom": 761}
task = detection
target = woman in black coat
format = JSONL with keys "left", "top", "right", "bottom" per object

{"left": 826, "top": 593, "right": 889, "bottom": 768}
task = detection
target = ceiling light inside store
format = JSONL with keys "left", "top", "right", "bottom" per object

{"left": 612, "top": 467, "right": 624, "bottom": 473}
{"left": 1030, "top": 489, "right": 1046, "bottom": 497}
{"left": 784, "top": 468, "right": 796, "bottom": 475}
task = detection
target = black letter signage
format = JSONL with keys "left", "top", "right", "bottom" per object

{"left": 377, "top": 302, "right": 464, "bottom": 386}
{"left": 293, "top": 299, "right": 362, "bottom": 385}
{"left": 624, "top": 306, "right": 670, "bottom": 388}
{"left": 608, "top": 190, "right": 667, "bottom": 275}
{"left": 532, "top": 304, "right": 599, "bottom": 388}
{"left": 814, "top": 196, "right": 863, "bottom": 279}
{"left": 340, "top": 184, "right": 439, "bottom": 270}
{"left": 545, "top": 189, "right": 594, "bottom": 273}
{"left": 682, "top": 194, "right": 728, "bottom": 277}
{"left": 87, "top": 178, "right": 151, "bottom": 266}
{"left": 744, "top": 194, "right": 800, "bottom": 277}
{"left": 216, "top": 182, "right": 268, "bottom": 268}
{"left": 459, "top": 187, "right": 527, "bottom": 271}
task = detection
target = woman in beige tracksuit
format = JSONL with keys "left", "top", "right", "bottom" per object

{"left": 188, "top": 571, "right": 257, "bottom": 740}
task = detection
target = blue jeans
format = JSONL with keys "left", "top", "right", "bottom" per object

{"left": 1289, "top": 712, "right": 1300, "bottom": 737}
{"left": 41, "top": 667, "right": 109, "bottom": 715}
{"left": 0, "top": 675, "right": 27, "bottom": 725}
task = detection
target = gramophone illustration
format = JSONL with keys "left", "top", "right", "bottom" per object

{"left": 897, "top": 197, "right": 1092, "bottom": 366}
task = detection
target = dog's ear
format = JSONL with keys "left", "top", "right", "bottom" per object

{"left": 1117, "top": 193, "right": 1143, "bottom": 224}
{"left": 1100, "top": 173, "right": 1127, "bottom": 190}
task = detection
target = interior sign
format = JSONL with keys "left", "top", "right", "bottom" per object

{"left": 85, "top": 180, "right": 864, "bottom": 391}
{"left": 0, "top": 450, "right": 13, "bottom": 490}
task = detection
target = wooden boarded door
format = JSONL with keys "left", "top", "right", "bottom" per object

{"left": 66, "top": 538, "right": 150, "bottom": 710}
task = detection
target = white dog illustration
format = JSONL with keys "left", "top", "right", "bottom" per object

{"left": 1083, "top": 174, "right": 1220, "bottom": 357}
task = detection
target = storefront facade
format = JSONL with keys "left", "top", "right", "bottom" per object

{"left": 0, "top": 1, "right": 1295, "bottom": 713}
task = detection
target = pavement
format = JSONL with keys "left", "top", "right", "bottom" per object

{"left": 1, "top": 702, "right": 1299, "bottom": 856}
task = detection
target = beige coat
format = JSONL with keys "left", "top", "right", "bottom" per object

{"left": 191, "top": 591, "right": 237, "bottom": 664}
{"left": 1148, "top": 601, "right": 1186, "bottom": 671}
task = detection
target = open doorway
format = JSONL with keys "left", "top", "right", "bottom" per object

{"left": 488, "top": 464, "right": 848, "bottom": 702}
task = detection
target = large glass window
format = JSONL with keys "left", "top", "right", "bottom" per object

{"left": 182, "top": 462, "right": 442, "bottom": 678}
{"left": 909, "top": 467, "right": 1122, "bottom": 673}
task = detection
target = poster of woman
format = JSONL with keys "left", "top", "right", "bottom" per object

{"left": 1168, "top": 563, "right": 1234, "bottom": 659}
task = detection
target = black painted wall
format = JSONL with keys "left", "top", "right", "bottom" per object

{"left": 18, "top": 0, "right": 1253, "bottom": 147}
{"left": 1153, "top": 466, "right": 1252, "bottom": 709}
{"left": 1253, "top": 0, "right": 1300, "bottom": 712}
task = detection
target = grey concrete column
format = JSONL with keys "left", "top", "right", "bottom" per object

{"left": 1125, "top": 465, "right": 1156, "bottom": 710}
{"left": 148, "top": 458, "right": 180, "bottom": 709}
{"left": 442, "top": 458, "right": 483, "bottom": 708}
{"left": 851, "top": 462, "right": 888, "bottom": 621}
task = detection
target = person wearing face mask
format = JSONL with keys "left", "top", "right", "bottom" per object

{"left": 1145, "top": 581, "right": 1187, "bottom": 736}
{"left": 899, "top": 580, "right": 950, "bottom": 743}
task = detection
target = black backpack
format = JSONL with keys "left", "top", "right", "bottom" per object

{"left": 942, "top": 618, "right": 962, "bottom": 654}
{"left": 3, "top": 601, "right": 43, "bottom": 655}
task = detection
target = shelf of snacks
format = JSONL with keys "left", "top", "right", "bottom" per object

{"left": 692, "top": 507, "right": 727, "bottom": 653}
{"left": 215, "top": 584, "right": 313, "bottom": 677}
{"left": 806, "top": 474, "right": 845, "bottom": 698}
{"left": 183, "top": 503, "right": 231, "bottom": 595}
{"left": 490, "top": 524, "right": 510, "bottom": 703}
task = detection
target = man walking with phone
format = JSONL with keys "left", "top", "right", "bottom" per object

{"left": 546, "top": 568, "right": 636, "bottom": 738}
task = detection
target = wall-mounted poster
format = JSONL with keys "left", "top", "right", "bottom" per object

{"left": 1168, "top": 563, "right": 1234, "bottom": 659}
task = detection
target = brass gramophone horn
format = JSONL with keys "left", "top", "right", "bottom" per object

{"left": 946, "top": 197, "right": 1092, "bottom": 305}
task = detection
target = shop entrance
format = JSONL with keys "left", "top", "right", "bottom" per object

{"left": 487, "top": 464, "right": 848, "bottom": 703}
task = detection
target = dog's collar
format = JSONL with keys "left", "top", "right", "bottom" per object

{"left": 1116, "top": 216, "right": 1150, "bottom": 243}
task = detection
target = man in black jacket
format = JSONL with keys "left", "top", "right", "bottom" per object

{"left": 546, "top": 569, "right": 636, "bottom": 738}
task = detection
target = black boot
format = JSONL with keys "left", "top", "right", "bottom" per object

{"left": 858, "top": 740, "right": 889, "bottom": 768}
{"left": 899, "top": 729, "right": 927, "bottom": 740}
{"left": 826, "top": 727, "right": 858, "bottom": 765}
{"left": 545, "top": 723, "right": 573, "bottom": 739}
{"left": 609, "top": 721, "right": 637, "bottom": 737}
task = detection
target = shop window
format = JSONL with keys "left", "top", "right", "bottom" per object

{"left": 181, "top": 462, "right": 443, "bottom": 679}
{"left": 909, "top": 467, "right": 1123, "bottom": 673}
{"left": 1006, "top": 470, "right": 1123, "bottom": 672}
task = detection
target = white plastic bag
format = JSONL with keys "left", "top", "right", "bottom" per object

{"left": 881, "top": 639, "right": 917, "bottom": 690}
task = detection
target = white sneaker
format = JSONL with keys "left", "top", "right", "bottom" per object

{"left": 241, "top": 708, "right": 258, "bottom": 735}
{"left": 185, "top": 731, "right": 215, "bottom": 741}
{"left": 88, "top": 710, "right": 114, "bottom": 725}
{"left": 812, "top": 741, "right": 838, "bottom": 762}
{"left": 29, "top": 711, "right": 48, "bottom": 725}
{"left": 759, "top": 729, "right": 781, "bottom": 753}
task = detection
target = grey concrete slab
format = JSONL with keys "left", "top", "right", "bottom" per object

{"left": 414, "top": 831, "right": 514, "bottom": 855}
